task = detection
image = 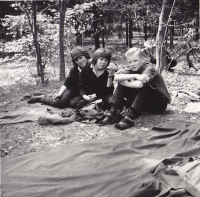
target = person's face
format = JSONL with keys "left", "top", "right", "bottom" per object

{"left": 75, "top": 56, "right": 88, "bottom": 68}
{"left": 95, "top": 57, "right": 108, "bottom": 70}
{"left": 126, "top": 52, "right": 143, "bottom": 71}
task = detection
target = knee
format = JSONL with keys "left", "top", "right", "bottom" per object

{"left": 68, "top": 96, "right": 82, "bottom": 108}
{"left": 153, "top": 101, "right": 168, "bottom": 114}
{"left": 77, "top": 100, "right": 89, "bottom": 109}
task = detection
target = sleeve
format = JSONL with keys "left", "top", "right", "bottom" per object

{"left": 63, "top": 68, "right": 78, "bottom": 88}
{"left": 142, "top": 64, "right": 158, "bottom": 81}
{"left": 79, "top": 70, "right": 89, "bottom": 96}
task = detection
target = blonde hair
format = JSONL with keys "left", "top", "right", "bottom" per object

{"left": 125, "top": 47, "right": 150, "bottom": 60}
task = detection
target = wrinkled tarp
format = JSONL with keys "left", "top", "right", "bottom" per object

{"left": 0, "top": 104, "right": 76, "bottom": 125}
{"left": 1, "top": 120, "right": 200, "bottom": 197}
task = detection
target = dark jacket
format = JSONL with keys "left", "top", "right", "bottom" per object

{"left": 79, "top": 65, "right": 114, "bottom": 96}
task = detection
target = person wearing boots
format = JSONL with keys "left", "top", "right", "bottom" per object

{"left": 102, "top": 47, "right": 171, "bottom": 130}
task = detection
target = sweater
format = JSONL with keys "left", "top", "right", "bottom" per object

{"left": 79, "top": 65, "right": 114, "bottom": 97}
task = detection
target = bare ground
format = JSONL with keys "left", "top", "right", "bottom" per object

{"left": 1, "top": 49, "right": 200, "bottom": 157}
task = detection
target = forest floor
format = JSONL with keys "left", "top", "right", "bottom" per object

{"left": 1, "top": 40, "right": 200, "bottom": 157}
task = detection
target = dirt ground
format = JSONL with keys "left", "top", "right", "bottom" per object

{"left": 1, "top": 46, "right": 200, "bottom": 157}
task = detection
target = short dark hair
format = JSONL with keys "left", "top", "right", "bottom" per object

{"left": 92, "top": 48, "right": 112, "bottom": 67}
{"left": 71, "top": 47, "right": 90, "bottom": 68}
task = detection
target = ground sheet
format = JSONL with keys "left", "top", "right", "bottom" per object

{"left": 1, "top": 120, "right": 200, "bottom": 197}
{"left": 0, "top": 104, "right": 76, "bottom": 125}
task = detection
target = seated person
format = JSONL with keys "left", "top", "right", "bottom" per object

{"left": 102, "top": 47, "right": 171, "bottom": 130}
{"left": 77, "top": 48, "right": 117, "bottom": 110}
{"left": 27, "top": 47, "right": 90, "bottom": 108}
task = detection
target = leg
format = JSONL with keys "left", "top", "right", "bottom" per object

{"left": 102, "top": 84, "right": 134, "bottom": 125}
{"left": 130, "top": 85, "right": 167, "bottom": 114}
{"left": 109, "top": 83, "right": 129, "bottom": 108}
{"left": 28, "top": 86, "right": 79, "bottom": 109}
{"left": 99, "top": 94, "right": 113, "bottom": 110}
{"left": 77, "top": 99, "right": 89, "bottom": 109}
{"left": 115, "top": 85, "right": 167, "bottom": 130}
{"left": 68, "top": 96, "right": 83, "bottom": 109}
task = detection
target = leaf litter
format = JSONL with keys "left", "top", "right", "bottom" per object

{"left": 0, "top": 57, "right": 200, "bottom": 157}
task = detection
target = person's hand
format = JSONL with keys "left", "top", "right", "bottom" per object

{"left": 136, "top": 74, "right": 150, "bottom": 83}
{"left": 53, "top": 94, "right": 61, "bottom": 102}
{"left": 107, "top": 69, "right": 115, "bottom": 78}
{"left": 83, "top": 94, "right": 97, "bottom": 101}
{"left": 107, "top": 63, "right": 118, "bottom": 77}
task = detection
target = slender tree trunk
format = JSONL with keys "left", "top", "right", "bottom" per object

{"left": 144, "top": 21, "right": 147, "bottom": 41}
{"left": 128, "top": 18, "right": 132, "bottom": 48}
{"left": 126, "top": 16, "right": 128, "bottom": 46}
{"left": 32, "top": 1, "right": 44, "bottom": 83}
{"left": 101, "top": 14, "right": 105, "bottom": 48}
{"left": 170, "top": 20, "right": 174, "bottom": 51}
{"left": 195, "top": 18, "right": 199, "bottom": 40}
{"left": 156, "top": 0, "right": 174, "bottom": 72}
{"left": 59, "top": 0, "right": 66, "bottom": 81}
{"left": 94, "top": 17, "right": 100, "bottom": 50}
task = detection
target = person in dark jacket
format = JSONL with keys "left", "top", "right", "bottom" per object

{"left": 102, "top": 47, "right": 171, "bottom": 130}
{"left": 27, "top": 47, "right": 90, "bottom": 108}
{"left": 77, "top": 48, "right": 115, "bottom": 109}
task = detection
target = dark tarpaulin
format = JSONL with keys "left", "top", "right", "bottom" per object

{"left": 1, "top": 120, "right": 200, "bottom": 197}
{"left": 0, "top": 104, "right": 76, "bottom": 125}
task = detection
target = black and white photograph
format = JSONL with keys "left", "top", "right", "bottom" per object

{"left": 0, "top": 0, "right": 200, "bottom": 196}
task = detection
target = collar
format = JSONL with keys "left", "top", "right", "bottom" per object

{"left": 78, "top": 67, "right": 82, "bottom": 72}
{"left": 90, "top": 64, "right": 105, "bottom": 77}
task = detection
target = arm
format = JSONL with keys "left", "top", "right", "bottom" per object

{"left": 53, "top": 85, "right": 67, "bottom": 102}
{"left": 107, "top": 69, "right": 115, "bottom": 87}
{"left": 107, "top": 76, "right": 113, "bottom": 87}
{"left": 57, "top": 85, "right": 67, "bottom": 96}
{"left": 115, "top": 64, "right": 157, "bottom": 83}
{"left": 115, "top": 73, "right": 149, "bottom": 83}
{"left": 119, "top": 80, "right": 144, "bottom": 89}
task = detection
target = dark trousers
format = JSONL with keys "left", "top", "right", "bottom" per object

{"left": 40, "top": 86, "right": 82, "bottom": 109}
{"left": 77, "top": 94, "right": 113, "bottom": 109}
{"left": 110, "top": 83, "right": 167, "bottom": 114}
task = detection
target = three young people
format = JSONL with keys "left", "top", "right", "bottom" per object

{"left": 28, "top": 46, "right": 171, "bottom": 130}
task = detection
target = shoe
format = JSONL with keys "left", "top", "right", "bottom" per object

{"left": 102, "top": 113, "right": 113, "bottom": 125}
{"left": 27, "top": 97, "right": 41, "bottom": 104}
{"left": 115, "top": 116, "right": 134, "bottom": 130}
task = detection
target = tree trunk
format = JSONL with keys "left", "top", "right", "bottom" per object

{"left": 101, "top": 15, "right": 105, "bottom": 48}
{"left": 128, "top": 18, "right": 132, "bottom": 48}
{"left": 94, "top": 17, "right": 100, "bottom": 50}
{"left": 156, "top": 0, "right": 174, "bottom": 72}
{"left": 126, "top": 16, "right": 128, "bottom": 46}
{"left": 144, "top": 21, "right": 147, "bottom": 41}
{"left": 170, "top": 20, "right": 174, "bottom": 51}
{"left": 32, "top": 1, "right": 44, "bottom": 83}
{"left": 195, "top": 19, "right": 199, "bottom": 41}
{"left": 59, "top": 0, "right": 66, "bottom": 81}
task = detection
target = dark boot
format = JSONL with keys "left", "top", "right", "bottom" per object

{"left": 102, "top": 104, "right": 118, "bottom": 125}
{"left": 115, "top": 108, "right": 141, "bottom": 130}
